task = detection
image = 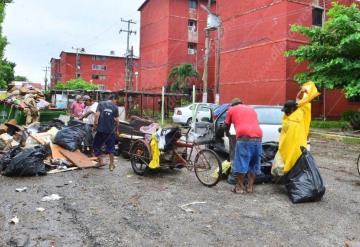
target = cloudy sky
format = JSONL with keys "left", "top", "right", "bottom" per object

{"left": 4, "top": 0, "right": 144, "bottom": 83}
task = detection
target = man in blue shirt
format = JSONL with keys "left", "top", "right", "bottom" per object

{"left": 93, "top": 94, "right": 120, "bottom": 171}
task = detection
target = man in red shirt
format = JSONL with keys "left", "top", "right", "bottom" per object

{"left": 224, "top": 98, "right": 263, "bottom": 194}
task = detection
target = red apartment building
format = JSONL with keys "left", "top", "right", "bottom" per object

{"left": 138, "top": 0, "right": 216, "bottom": 100}
{"left": 50, "top": 51, "right": 139, "bottom": 91}
{"left": 217, "top": 0, "right": 359, "bottom": 117}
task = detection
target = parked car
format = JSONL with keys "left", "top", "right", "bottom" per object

{"left": 212, "top": 105, "right": 283, "bottom": 154}
{"left": 172, "top": 103, "right": 218, "bottom": 125}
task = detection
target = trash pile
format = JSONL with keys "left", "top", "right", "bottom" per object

{"left": 0, "top": 118, "right": 99, "bottom": 177}
{"left": 2, "top": 86, "right": 50, "bottom": 111}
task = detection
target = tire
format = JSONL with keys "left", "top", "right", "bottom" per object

{"left": 357, "top": 154, "right": 360, "bottom": 176}
{"left": 194, "top": 148, "right": 222, "bottom": 187}
{"left": 129, "top": 140, "right": 150, "bottom": 176}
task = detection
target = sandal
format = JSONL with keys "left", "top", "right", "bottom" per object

{"left": 231, "top": 187, "right": 244, "bottom": 194}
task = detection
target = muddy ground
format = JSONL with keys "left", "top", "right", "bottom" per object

{"left": 0, "top": 136, "right": 359, "bottom": 247}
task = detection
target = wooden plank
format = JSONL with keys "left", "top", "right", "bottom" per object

{"left": 59, "top": 149, "right": 97, "bottom": 168}
{"left": 50, "top": 143, "right": 67, "bottom": 160}
{"left": 48, "top": 167, "right": 79, "bottom": 174}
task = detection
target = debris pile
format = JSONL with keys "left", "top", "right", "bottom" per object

{"left": 0, "top": 118, "right": 99, "bottom": 177}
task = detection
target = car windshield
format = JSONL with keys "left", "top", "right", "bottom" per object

{"left": 254, "top": 107, "right": 283, "bottom": 125}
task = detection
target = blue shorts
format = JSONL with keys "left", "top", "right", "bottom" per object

{"left": 233, "top": 140, "right": 262, "bottom": 174}
{"left": 93, "top": 132, "right": 116, "bottom": 156}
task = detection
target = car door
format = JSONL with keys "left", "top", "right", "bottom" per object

{"left": 192, "top": 104, "right": 215, "bottom": 144}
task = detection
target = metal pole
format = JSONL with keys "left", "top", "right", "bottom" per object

{"left": 192, "top": 85, "right": 196, "bottom": 128}
{"left": 323, "top": 88, "right": 326, "bottom": 121}
{"left": 161, "top": 86, "right": 165, "bottom": 126}
{"left": 215, "top": 26, "right": 221, "bottom": 105}
{"left": 202, "top": 0, "right": 212, "bottom": 103}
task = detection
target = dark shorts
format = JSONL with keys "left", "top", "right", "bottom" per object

{"left": 93, "top": 131, "right": 116, "bottom": 156}
{"left": 233, "top": 139, "right": 262, "bottom": 174}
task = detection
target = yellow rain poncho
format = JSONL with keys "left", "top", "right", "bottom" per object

{"left": 148, "top": 133, "right": 160, "bottom": 169}
{"left": 272, "top": 81, "right": 320, "bottom": 175}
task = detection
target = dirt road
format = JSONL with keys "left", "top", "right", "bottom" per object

{"left": 0, "top": 137, "right": 359, "bottom": 247}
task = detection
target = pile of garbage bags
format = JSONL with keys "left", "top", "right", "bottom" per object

{"left": 0, "top": 118, "right": 93, "bottom": 177}
{"left": 54, "top": 120, "right": 92, "bottom": 151}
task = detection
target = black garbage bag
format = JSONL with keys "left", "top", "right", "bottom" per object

{"left": 285, "top": 147, "right": 326, "bottom": 203}
{"left": 38, "top": 119, "right": 65, "bottom": 133}
{"left": 54, "top": 120, "right": 92, "bottom": 151}
{"left": 3, "top": 145, "right": 50, "bottom": 177}
{"left": 0, "top": 147, "right": 22, "bottom": 171}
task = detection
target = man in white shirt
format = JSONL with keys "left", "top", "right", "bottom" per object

{"left": 80, "top": 95, "right": 98, "bottom": 125}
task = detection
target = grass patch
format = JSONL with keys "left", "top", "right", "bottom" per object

{"left": 343, "top": 137, "right": 360, "bottom": 145}
{"left": 311, "top": 120, "right": 349, "bottom": 129}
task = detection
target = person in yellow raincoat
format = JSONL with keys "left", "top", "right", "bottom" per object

{"left": 272, "top": 81, "right": 320, "bottom": 175}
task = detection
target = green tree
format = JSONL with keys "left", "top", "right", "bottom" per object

{"left": 0, "top": 59, "right": 14, "bottom": 89}
{"left": 168, "top": 63, "right": 200, "bottom": 92}
{"left": 0, "top": 1, "right": 15, "bottom": 89}
{"left": 286, "top": 3, "right": 360, "bottom": 98}
{"left": 14, "top": 75, "right": 28, "bottom": 81}
{"left": 55, "top": 78, "right": 99, "bottom": 90}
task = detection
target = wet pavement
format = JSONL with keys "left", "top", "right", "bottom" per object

{"left": 0, "top": 137, "right": 359, "bottom": 247}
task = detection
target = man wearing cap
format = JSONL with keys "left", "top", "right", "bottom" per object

{"left": 224, "top": 98, "right": 262, "bottom": 194}
{"left": 70, "top": 95, "right": 85, "bottom": 118}
{"left": 79, "top": 96, "right": 98, "bottom": 125}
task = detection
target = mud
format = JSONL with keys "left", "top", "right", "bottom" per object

{"left": 0, "top": 137, "right": 359, "bottom": 247}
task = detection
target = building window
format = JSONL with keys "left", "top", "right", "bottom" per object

{"left": 189, "top": 0, "right": 197, "bottom": 9}
{"left": 76, "top": 73, "right": 81, "bottom": 79}
{"left": 312, "top": 7, "right": 324, "bottom": 27}
{"left": 188, "top": 43, "right": 197, "bottom": 55}
{"left": 92, "top": 64, "right": 107, "bottom": 70}
{"left": 92, "top": 75, "right": 107, "bottom": 80}
{"left": 92, "top": 55, "right": 106, "bottom": 61}
{"left": 188, "top": 20, "right": 197, "bottom": 32}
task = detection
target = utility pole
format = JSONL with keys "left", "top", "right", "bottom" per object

{"left": 72, "top": 47, "right": 85, "bottom": 79}
{"left": 42, "top": 66, "right": 50, "bottom": 91}
{"left": 202, "top": 0, "right": 212, "bottom": 103}
{"left": 119, "top": 18, "right": 137, "bottom": 90}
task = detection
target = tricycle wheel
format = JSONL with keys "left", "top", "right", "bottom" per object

{"left": 130, "top": 140, "right": 150, "bottom": 175}
{"left": 194, "top": 148, "right": 222, "bottom": 187}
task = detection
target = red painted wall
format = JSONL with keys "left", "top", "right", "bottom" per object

{"left": 217, "top": 0, "right": 359, "bottom": 117}
{"left": 139, "top": 0, "right": 215, "bottom": 100}
{"left": 51, "top": 52, "right": 139, "bottom": 91}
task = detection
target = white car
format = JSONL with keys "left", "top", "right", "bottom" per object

{"left": 213, "top": 105, "right": 283, "bottom": 154}
{"left": 172, "top": 103, "right": 218, "bottom": 125}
